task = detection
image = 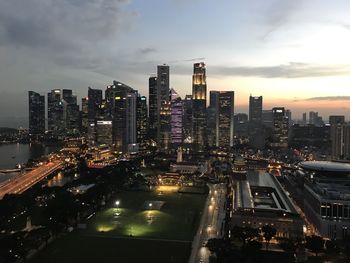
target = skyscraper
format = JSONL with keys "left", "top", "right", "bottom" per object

{"left": 62, "top": 89, "right": 79, "bottom": 134}
{"left": 270, "top": 107, "right": 289, "bottom": 148}
{"left": 192, "top": 62, "right": 207, "bottom": 151}
{"left": 107, "top": 81, "right": 137, "bottom": 153}
{"left": 148, "top": 76, "right": 157, "bottom": 141}
{"left": 210, "top": 91, "right": 235, "bottom": 148}
{"left": 81, "top": 97, "right": 89, "bottom": 133}
{"left": 170, "top": 88, "right": 183, "bottom": 146}
{"left": 183, "top": 95, "right": 193, "bottom": 144}
{"left": 137, "top": 95, "right": 148, "bottom": 151}
{"left": 28, "top": 91, "right": 45, "bottom": 135}
{"left": 330, "top": 115, "right": 345, "bottom": 158}
{"left": 47, "top": 89, "right": 64, "bottom": 135}
{"left": 157, "top": 65, "right": 171, "bottom": 151}
{"left": 87, "top": 87, "right": 102, "bottom": 123}
{"left": 249, "top": 96, "right": 262, "bottom": 125}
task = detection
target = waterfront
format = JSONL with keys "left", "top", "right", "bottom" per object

{"left": 0, "top": 143, "right": 60, "bottom": 184}
{"left": 0, "top": 143, "right": 60, "bottom": 169}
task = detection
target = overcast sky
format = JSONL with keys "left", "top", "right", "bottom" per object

{"left": 1, "top": 0, "right": 350, "bottom": 127}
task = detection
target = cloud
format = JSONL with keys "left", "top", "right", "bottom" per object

{"left": 0, "top": 0, "right": 134, "bottom": 60}
{"left": 305, "top": 96, "right": 350, "bottom": 101}
{"left": 138, "top": 47, "right": 157, "bottom": 55}
{"left": 260, "top": 0, "right": 303, "bottom": 39}
{"left": 210, "top": 62, "right": 350, "bottom": 78}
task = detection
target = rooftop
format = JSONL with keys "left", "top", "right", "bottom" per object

{"left": 300, "top": 161, "right": 350, "bottom": 174}
{"left": 235, "top": 171, "right": 297, "bottom": 214}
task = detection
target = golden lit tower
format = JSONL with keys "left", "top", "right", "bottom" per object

{"left": 192, "top": 62, "right": 207, "bottom": 151}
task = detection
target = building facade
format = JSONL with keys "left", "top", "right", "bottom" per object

{"left": 28, "top": 91, "right": 45, "bottom": 135}
{"left": 192, "top": 62, "right": 207, "bottom": 152}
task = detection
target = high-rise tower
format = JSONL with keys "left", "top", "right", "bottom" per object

{"left": 157, "top": 65, "right": 171, "bottom": 151}
{"left": 28, "top": 91, "right": 45, "bottom": 135}
{"left": 148, "top": 76, "right": 158, "bottom": 141}
{"left": 192, "top": 62, "right": 207, "bottom": 151}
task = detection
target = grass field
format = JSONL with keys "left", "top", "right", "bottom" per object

{"left": 29, "top": 190, "right": 207, "bottom": 263}
{"left": 86, "top": 190, "right": 206, "bottom": 241}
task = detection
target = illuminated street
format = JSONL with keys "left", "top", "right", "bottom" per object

{"left": 189, "top": 183, "right": 227, "bottom": 263}
{"left": 0, "top": 161, "right": 62, "bottom": 199}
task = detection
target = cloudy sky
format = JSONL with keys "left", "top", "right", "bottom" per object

{"left": 1, "top": 0, "right": 350, "bottom": 127}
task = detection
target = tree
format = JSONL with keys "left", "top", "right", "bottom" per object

{"left": 230, "top": 226, "right": 260, "bottom": 247}
{"left": 306, "top": 235, "right": 324, "bottom": 257}
{"left": 261, "top": 225, "right": 277, "bottom": 251}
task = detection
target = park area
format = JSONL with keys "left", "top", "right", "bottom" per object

{"left": 30, "top": 189, "right": 207, "bottom": 263}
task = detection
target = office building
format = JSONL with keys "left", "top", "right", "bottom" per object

{"left": 183, "top": 95, "right": 193, "bottom": 144}
{"left": 62, "top": 89, "right": 79, "bottom": 134}
{"left": 157, "top": 65, "right": 171, "bottom": 151}
{"left": 170, "top": 88, "right": 183, "bottom": 146}
{"left": 148, "top": 76, "right": 158, "bottom": 141}
{"left": 330, "top": 116, "right": 345, "bottom": 159}
{"left": 192, "top": 62, "right": 207, "bottom": 151}
{"left": 81, "top": 97, "right": 89, "bottom": 133}
{"left": 300, "top": 161, "right": 350, "bottom": 239}
{"left": 249, "top": 96, "right": 263, "bottom": 148}
{"left": 234, "top": 113, "right": 249, "bottom": 138}
{"left": 87, "top": 87, "right": 102, "bottom": 123}
{"left": 249, "top": 96, "right": 262, "bottom": 126}
{"left": 96, "top": 120, "right": 113, "bottom": 145}
{"left": 137, "top": 95, "right": 148, "bottom": 151}
{"left": 47, "top": 89, "right": 64, "bottom": 135}
{"left": 107, "top": 81, "right": 137, "bottom": 153}
{"left": 210, "top": 91, "right": 234, "bottom": 148}
{"left": 28, "top": 91, "right": 45, "bottom": 135}
{"left": 270, "top": 107, "right": 288, "bottom": 148}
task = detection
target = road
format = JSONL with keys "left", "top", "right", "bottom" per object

{"left": 0, "top": 161, "right": 62, "bottom": 199}
{"left": 189, "top": 183, "right": 227, "bottom": 263}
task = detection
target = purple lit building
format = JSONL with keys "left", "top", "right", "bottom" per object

{"left": 170, "top": 88, "right": 183, "bottom": 145}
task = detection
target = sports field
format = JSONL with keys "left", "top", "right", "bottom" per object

{"left": 29, "top": 189, "right": 207, "bottom": 263}
{"left": 86, "top": 190, "right": 206, "bottom": 240}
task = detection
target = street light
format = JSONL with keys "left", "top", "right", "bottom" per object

{"left": 149, "top": 202, "right": 153, "bottom": 209}
{"left": 115, "top": 200, "right": 120, "bottom": 207}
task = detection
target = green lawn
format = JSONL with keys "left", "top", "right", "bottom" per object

{"left": 29, "top": 234, "right": 191, "bottom": 263}
{"left": 86, "top": 190, "right": 206, "bottom": 241}
{"left": 29, "top": 190, "right": 207, "bottom": 263}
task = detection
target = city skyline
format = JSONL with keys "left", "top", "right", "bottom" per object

{"left": 2, "top": 0, "right": 350, "bottom": 127}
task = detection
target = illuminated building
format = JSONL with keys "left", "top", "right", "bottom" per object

{"left": 270, "top": 107, "right": 288, "bottom": 148}
{"left": 182, "top": 95, "right": 193, "bottom": 144}
{"left": 148, "top": 76, "right": 158, "bottom": 141}
{"left": 210, "top": 91, "right": 235, "bottom": 148}
{"left": 87, "top": 87, "right": 102, "bottom": 123}
{"left": 230, "top": 166, "right": 303, "bottom": 238}
{"left": 299, "top": 161, "right": 350, "bottom": 239}
{"left": 47, "top": 89, "right": 64, "bottom": 135}
{"left": 249, "top": 96, "right": 263, "bottom": 148}
{"left": 62, "top": 89, "right": 80, "bottom": 134}
{"left": 170, "top": 88, "right": 183, "bottom": 145}
{"left": 249, "top": 96, "right": 262, "bottom": 125}
{"left": 81, "top": 97, "right": 89, "bottom": 133}
{"left": 192, "top": 62, "right": 207, "bottom": 151}
{"left": 28, "top": 91, "right": 45, "bottom": 135}
{"left": 96, "top": 120, "right": 113, "bottom": 145}
{"left": 106, "top": 81, "right": 137, "bottom": 153}
{"left": 137, "top": 95, "right": 148, "bottom": 151}
{"left": 157, "top": 65, "right": 171, "bottom": 151}
{"left": 330, "top": 115, "right": 345, "bottom": 159}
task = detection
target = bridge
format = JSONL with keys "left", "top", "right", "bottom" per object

{"left": 0, "top": 161, "right": 63, "bottom": 199}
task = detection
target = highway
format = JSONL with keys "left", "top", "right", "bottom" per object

{"left": 0, "top": 161, "right": 62, "bottom": 199}
{"left": 189, "top": 183, "right": 227, "bottom": 263}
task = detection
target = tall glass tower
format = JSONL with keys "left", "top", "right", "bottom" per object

{"left": 192, "top": 62, "right": 207, "bottom": 151}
